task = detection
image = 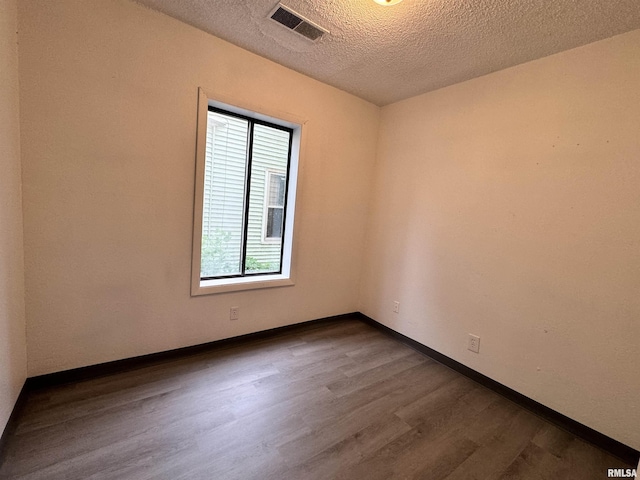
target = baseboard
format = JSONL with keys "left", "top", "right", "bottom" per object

{"left": 26, "top": 312, "right": 359, "bottom": 390}
{"left": 356, "top": 312, "right": 640, "bottom": 466}
{"left": 7, "top": 311, "right": 638, "bottom": 468}
{"left": 0, "top": 382, "right": 29, "bottom": 468}
{"left": 0, "top": 313, "right": 359, "bottom": 466}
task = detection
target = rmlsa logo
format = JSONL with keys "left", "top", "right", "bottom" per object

{"left": 607, "top": 468, "right": 637, "bottom": 478}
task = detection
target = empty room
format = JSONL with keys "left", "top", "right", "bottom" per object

{"left": 1, "top": 0, "right": 639, "bottom": 478}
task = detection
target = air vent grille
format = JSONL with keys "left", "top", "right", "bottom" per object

{"left": 271, "top": 7, "right": 302, "bottom": 30}
{"left": 269, "top": 4, "right": 327, "bottom": 41}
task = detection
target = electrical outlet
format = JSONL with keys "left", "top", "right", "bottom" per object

{"left": 468, "top": 334, "right": 480, "bottom": 353}
{"left": 230, "top": 307, "right": 239, "bottom": 321}
{"left": 393, "top": 301, "right": 400, "bottom": 313}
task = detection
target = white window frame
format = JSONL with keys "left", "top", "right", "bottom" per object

{"left": 262, "top": 169, "right": 286, "bottom": 244}
{"left": 191, "top": 88, "right": 305, "bottom": 296}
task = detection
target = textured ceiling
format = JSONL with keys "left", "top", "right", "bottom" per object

{"left": 134, "top": 0, "right": 640, "bottom": 106}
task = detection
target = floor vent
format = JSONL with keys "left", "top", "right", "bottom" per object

{"left": 269, "top": 4, "right": 327, "bottom": 41}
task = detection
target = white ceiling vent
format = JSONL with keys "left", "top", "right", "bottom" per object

{"left": 269, "top": 4, "right": 328, "bottom": 41}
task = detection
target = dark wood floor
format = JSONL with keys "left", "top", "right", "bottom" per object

{"left": 0, "top": 317, "right": 632, "bottom": 479}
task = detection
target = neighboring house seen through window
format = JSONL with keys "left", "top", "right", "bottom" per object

{"left": 201, "top": 108, "right": 292, "bottom": 278}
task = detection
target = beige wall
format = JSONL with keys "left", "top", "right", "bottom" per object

{"left": 0, "top": 0, "right": 27, "bottom": 434}
{"left": 360, "top": 29, "right": 640, "bottom": 450}
{"left": 18, "top": 0, "right": 379, "bottom": 376}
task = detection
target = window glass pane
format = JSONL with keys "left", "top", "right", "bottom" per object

{"left": 201, "top": 111, "right": 248, "bottom": 277}
{"left": 266, "top": 207, "right": 284, "bottom": 239}
{"left": 268, "top": 174, "right": 286, "bottom": 207}
{"left": 245, "top": 124, "right": 290, "bottom": 274}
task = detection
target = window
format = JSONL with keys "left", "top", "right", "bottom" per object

{"left": 192, "top": 89, "right": 302, "bottom": 295}
{"left": 264, "top": 171, "right": 286, "bottom": 241}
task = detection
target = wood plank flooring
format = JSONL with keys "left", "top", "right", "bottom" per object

{"left": 0, "top": 316, "right": 633, "bottom": 479}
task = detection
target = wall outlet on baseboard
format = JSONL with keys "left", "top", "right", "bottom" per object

{"left": 393, "top": 301, "right": 400, "bottom": 313}
{"left": 230, "top": 307, "right": 240, "bottom": 321}
{"left": 468, "top": 334, "right": 480, "bottom": 353}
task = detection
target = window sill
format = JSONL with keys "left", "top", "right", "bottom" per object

{"left": 191, "top": 274, "right": 295, "bottom": 296}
